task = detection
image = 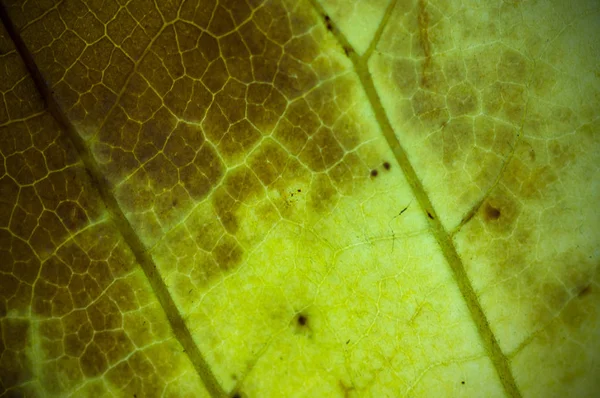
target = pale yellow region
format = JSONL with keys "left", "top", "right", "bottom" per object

{"left": 180, "top": 176, "right": 504, "bottom": 396}
{"left": 203, "top": 222, "right": 503, "bottom": 396}
{"left": 317, "top": 0, "right": 392, "bottom": 54}
{"left": 370, "top": 0, "right": 600, "bottom": 396}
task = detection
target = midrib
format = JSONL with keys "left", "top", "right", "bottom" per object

{"left": 305, "top": 0, "right": 522, "bottom": 396}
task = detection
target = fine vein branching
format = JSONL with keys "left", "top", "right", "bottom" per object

{"left": 306, "top": 1, "right": 522, "bottom": 397}
{"left": 0, "top": 2, "right": 226, "bottom": 397}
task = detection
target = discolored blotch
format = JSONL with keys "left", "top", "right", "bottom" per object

{"left": 212, "top": 171, "right": 261, "bottom": 235}
{"left": 0, "top": 348, "right": 31, "bottom": 390}
{"left": 248, "top": 138, "right": 291, "bottom": 187}
{"left": 2, "top": 318, "right": 29, "bottom": 351}
{"left": 39, "top": 255, "right": 71, "bottom": 286}
{"left": 212, "top": 234, "right": 243, "bottom": 271}
{"left": 6, "top": 147, "right": 47, "bottom": 185}
{"left": 411, "top": 89, "right": 449, "bottom": 129}
{"left": 56, "top": 200, "right": 88, "bottom": 231}
{"left": 120, "top": 73, "right": 163, "bottom": 123}
{"left": 202, "top": 58, "right": 229, "bottom": 93}
{"left": 207, "top": 4, "right": 236, "bottom": 36}
{"left": 299, "top": 127, "right": 345, "bottom": 172}
{"left": 136, "top": 108, "right": 177, "bottom": 164}
{"left": 223, "top": 166, "right": 264, "bottom": 205}
{"left": 189, "top": 205, "right": 225, "bottom": 252}
{"left": 274, "top": 54, "right": 319, "bottom": 100}
{"left": 497, "top": 48, "right": 529, "bottom": 83}
{"left": 87, "top": 295, "right": 122, "bottom": 331}
{"left": 0, "top": 176, "right": 19, "bottom": 228}
{"left": 308, "top": 174, "right": 339, "bottom": 213}
{"left": 218, "top": 120, "right": 263, "bottom": 164}
{"left": 180, "top": 144, "right": 224, "bottom": 201}
{"left": 482, "top": 81, "right": 527, "bottom": 123}
{"left": 447, "top": 82, "right": 479, "bottom": 116}
{"left": 94, "top": 330, "right": 134, "bottom": 365}
{"left": 0, "top": 274, "right": 19, "bottom": 303}
{"left": 64, "top": 333, "right": 86, "bottom": 357}
{"left": 13, "top": 194, "right": 43, "bottom": 240}
{"left": 51, "top": 287, "right": 74, "bottom": 317}
{"left": 246, "top": 82, "right": 287, "bottom": 133}
{"left": 107, "top": 278, "right": 139, "bottom": 313}
{"left": 80, "top": 342, "right": 108, "bottom": 377}
{"left": 483, "top": 202, "right": 501, "bottom": 221}
{"left": 478, "top": 188, "right": 521, "bottom": 236}
{"left": 69, "top": 274, "right": 99, "bottom": 308}
{"left": 143, "top": 153, "right": 179, "bottom": 193}
{"left": 128, "top": 350, "right": 155, "bottom": 376}
{"left": 577, "top": 284, "right": 592, "bottom": 298}
{"left": 10, "top": 238, "right": 40, "bottom": 284}
{"left": 106, "top": 361, "right": 135, "bottom": 389}
{"left": 164, "top": 122, "right": 205, "bottom": 167}
{"left": 220, "top": 31, "right": 252, "bottom": 83}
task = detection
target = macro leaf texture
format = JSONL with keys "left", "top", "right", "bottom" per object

{"left": 0, "top": 0, "right": 599, "bottom": 397}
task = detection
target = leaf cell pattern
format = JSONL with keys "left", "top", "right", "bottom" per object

{"left": 0, "top": 0, "right": 599, "bottom": 397}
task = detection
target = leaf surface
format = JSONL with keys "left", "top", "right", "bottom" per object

{"left": 0, "top": 0, "right": 599, "bottom": 397}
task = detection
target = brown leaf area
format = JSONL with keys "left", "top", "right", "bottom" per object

{"left": 0, "top": 0, "right": 599, "bottom": 397}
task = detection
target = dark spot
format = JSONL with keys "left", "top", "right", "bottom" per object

{"left": 461, "top": 381, "right": 465, "bottom": 385}
{"left": 297, "top": 314, "right": 307, "bottom": 326}
{"left": 231, "top": 393, "right": 241, "bottom": 398}
{"left": 483, "top": 202, "right": 501, "bottom": 221}
{"left": 324, "top": 15, "right": 332, "bottom": 31}
{"left": 346, "top": 339, "right": 350, "bottom": 344}
{"left": 297, "top": 189, "right": 301, "bottom": 192}
{"left": 427, "top": 211, "right": 434, "bottom": 219}
{"left": 172, "top": 199, "right": 178, "bottom": 207}
{"left": 383, "top": 161, "right": 391, "bottom": 170}
{"left": 343, "top": 46, "right": 352, "bottom": 57}
{"left": 370, "top": 169, "right": 378, "bottom": 177}
{"left": 578, "top": 284, "right": 592, "bottom": 298}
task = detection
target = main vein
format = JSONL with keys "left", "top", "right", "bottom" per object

{"left": 306, "top": 0, "right": 522, "bottom": 396}
{"left": 0, "top": 2, "right": 226, "bottom": 397}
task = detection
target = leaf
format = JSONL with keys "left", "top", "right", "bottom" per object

{"left": 0, "top": 0, "right": 599, "bottom": 397}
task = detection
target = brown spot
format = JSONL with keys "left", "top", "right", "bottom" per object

{"left": 427, "top": 211, "right": 434, "bottom": 219}
{"left": 483, "top": 202, "right": 501, "bottom": 221}
{"left": 297, "top": 314, "right": 307, "bottom": 326}
{"left": 324, "top": 15, "right": 332, "bottom": 31}
{"left": 370, "top": 169, "right": 378, "bottom": 177}
{"left": 577, "top": 284, "right": 592, "bottom": 298}
{"left": 383, "top": 162, "right": 391, "bottom": 170}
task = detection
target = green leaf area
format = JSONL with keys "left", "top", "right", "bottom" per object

{"left": 0, "top": 0, "right": 599, "bottom": 397}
